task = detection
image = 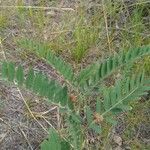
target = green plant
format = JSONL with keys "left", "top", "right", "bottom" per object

{"left": 71, "top": 6, "right": 100, "bottom": 62}
{"left": 1, "top": 62, "right": 72, "bottom": 108}
{"left": 0, "top": 39, "right": 150, "bottom": 149}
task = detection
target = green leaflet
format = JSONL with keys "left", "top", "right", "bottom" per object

{"left": 89, "top": 123, "right": 101, "bottom": 134}
{"left": 101, "top": 61, "right": 107, "bottom": 77}
{"left": 1, "top": 61, "right": 8, "bottom": 79}
{"left": 39, "top": 76, "right": 49, "bottom": 96}
{"left": 60, "top": 140, "right": 71, "bottom": 150}
{"left": 77, "top": 63, "right": 99, "bottom": 86}
{"left": 115, "top": 81, "right": 121, "bottom": 99}
{"left": 8, "top": 62, "right": 15, "bottom": 82}
{"left": 69, "top": 113, "right": 82, "bottom": 124}
{"left": 96, "top": 99, "right": 104, "bottom": 114}
{"left": 60, "top": 86, "right": 68, "bottom": 106}
{"left": 103, "top": 90, "right": 111, "bottom": 111}
{"left": 113, "top": 55, "right": 119, "bottom": 68}
{"left": 85, "top": 106, "right": 102, "bottom": 134}
{"left": 105, "top": 116, "right": 117, "bottom": 126}
{"left": 110, "top": 88, "right": 117, "bottom": 106}
{"left": 16, "top": 65, "right": 24, "bottom": 86}
{"left": 1, "top": 62, "right": 15, "bottom": 81}
{"left": 107, "top": 57, "right": 113, "bottom": 73}
{"left": 85, "top": 106, "right": 93, "bottom": 125}
{"left": 40, "top": 129, "right": 61, "bottom": 150}
{"left": 32, "top": 72, "right": 43, "bottom": 93}
{"left": 40, "top": 129, "right": 71, "bottom": 150}
{"left": 67, "top": 118, "right": 82, "bottom": 150}
{"left": 53, "top": 85, "right": 63, "bottom": 104}
{"left": 25, "top": 68, "right": 35, "bottom": 89}
{"left": 47, "top": 80, "right": 56, "bottom": 100}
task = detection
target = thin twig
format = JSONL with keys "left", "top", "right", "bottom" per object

{"left": 32, "top": 106, "right": 57, "bottom": 116}
{"left": 0, "top": 131, "right": 9, "bottom": 144}
{"left": 102, "top": 0, "right": 112, "bottom": 53}
{"left": 0, "top": 118, "right": 19, "bottom": 134}
{"left": 109, "top": 27, "right": 150, "bottom": 37}
{"left": 15, "top": 86, "right": 48, "bottom": 134}
{"left": 19, "top": 127, "right": 34, "bottom": 150}
{"left": 0, "top": 5, "right": 75, "bottom": 11}
{"left": 40, "top": 115, "right": 56, "bottom": 129}
{"left": 0, "top": 38, "right": 7, "bottom": 60}
{"left": 129, "top": 1, "right": 150, "bottom": 7}
{"left": 57, "top": 107, "right": 61, "bottom": 129}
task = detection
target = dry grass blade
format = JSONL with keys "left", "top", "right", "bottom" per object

{"left": 19, "top": 127, "right": 34, "bottom": 150}
{"left": 0, "top": 131, "right": 9, "bottom": 144}
{"left": 0, "top": 5, "right": 75, "bottom": 12}
{"left": 15, "top": 86, "right": 48, "bottom": 134}
{"left": 102, "top": 0, "right": 112, "bottom": 53}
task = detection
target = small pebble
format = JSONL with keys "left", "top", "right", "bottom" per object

{"left": 113, "top": 135, "right": 123, "bottom": 146}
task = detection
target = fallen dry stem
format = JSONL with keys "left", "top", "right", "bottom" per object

{"left": 19, "top": 127, "right": 34, "bottom": 150}
{"left": 102, "top": 0, "right": 112, "bottom": 53}
{"left": 0, "top": 5, "right": 75, "bottom": 12}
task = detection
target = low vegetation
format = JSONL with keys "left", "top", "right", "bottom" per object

{"left": 0, "top": 0, "right": 150, "bottom": 149}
